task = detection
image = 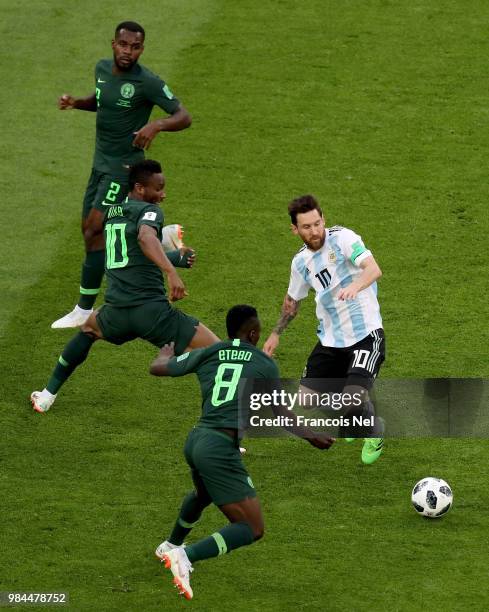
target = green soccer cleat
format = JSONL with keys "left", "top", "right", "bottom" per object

{"left": 361, "top": 437, "right": 384, "bottom": 465}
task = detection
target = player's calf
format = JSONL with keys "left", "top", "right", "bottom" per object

{"left": 220, "top": 497, "right": 265, "bottom": 541}
{"left": 31, "top": 331, "right": 97, "bottom": 413}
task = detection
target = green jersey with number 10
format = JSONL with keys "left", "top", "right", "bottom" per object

{"left": 104, "top": 198, "right": 167, "bottom": 307}
{"left": 167, "top": 339, "right": 280, "bottom": 429}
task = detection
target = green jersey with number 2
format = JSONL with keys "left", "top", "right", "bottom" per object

{"left": 94, "top": 59, "right": 180, "bottom": 174}
{"left": 104, "top": 198, "right": 166, "bottom": 306}
{"left": 167, "top": 339, "right": 280, "bottom": 429}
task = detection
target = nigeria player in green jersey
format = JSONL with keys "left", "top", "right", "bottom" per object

{"left": 52, "top": 21, "right": 192, "bottom": 330}
{"left": 150, "top": 305, "right": 335, "bottom": 600}
{"left": 31, "top": 160, "right": 218, "bottom": 413}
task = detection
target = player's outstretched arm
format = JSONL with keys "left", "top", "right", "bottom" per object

{"left": 263, "top": 293, "right": 301, "bottom": 357}
{"left": 138, "top": 225, "right": 187, "bottom": 301}
{"left": 132, "top": 104, "right": 192, "bottom": 149}
{"left": 149, "top": 343, "right": 175, "bottom": 376}
{"left": 58, "top": 93, "right": 97, "bottom": 111}
{"left": 337, "top": 255, "right": 382, "bottom": 301}
{"left": 270, "top": 401, "right": 335, "bottom": 450}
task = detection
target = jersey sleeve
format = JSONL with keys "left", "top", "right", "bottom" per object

{"left": 287, "top": 257, "right": 310, "bottom": 301}
{"left": 144, "top": 74, "right": 181, "bottom": 114}
{"left": 265, "top": 357, "right": 280, "bottom": 379}
{"left": 338, "top": 229, "right": 372, "bottom": 267}
{"left": 137, "top": 205, "right": 164, "bottom": 234}
{"left": 167, "top": 348, "right": 207, "bottom": 376}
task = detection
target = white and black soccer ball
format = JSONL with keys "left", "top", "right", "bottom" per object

{"left": 161, "top": 224, "right": 184, "bottom": 252}
{"left": 411, "top": 477, "right": 453, "bottom": 518}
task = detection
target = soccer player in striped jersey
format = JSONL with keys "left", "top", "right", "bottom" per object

{"left": 263, "top": 194, "right": 386, "bottom": 464}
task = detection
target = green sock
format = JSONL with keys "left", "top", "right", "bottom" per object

{"left": 78, "top": 250, "right": 105, "bottom": 309}
{"left": 185, "top": 522, "right": 254, "bottom": 563}
{"left": 168, "top": 491, "right": 210, "bottom": 545}
{"left": 46, "top": 332, "right": 96, "bottom": 394}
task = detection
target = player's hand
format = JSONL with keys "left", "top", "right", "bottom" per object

{"left": 337, "top": 283, "right": 359, "bottom": 301}
{"left": 167, "top": 270, "right": 187, "bottom": 302}
{"left": 306, "top": 432, "right": 336, "bottom": 450}
{"left": 149, "top": 342, "right": 175, "bottom": 376}
{"left": 58, "top": 94, "right": 76, "bottom": 110}
{"left": 158, "top": 342, "right": 175, "bottom": 360}
{"left": 179, "top": 247, "right": 196, "bottom": 268}
{"left": 132, "top": 122, "right": 160, "bottom": 150}
{"left": 263, "top": 333, "right": 279, "bottom": 357}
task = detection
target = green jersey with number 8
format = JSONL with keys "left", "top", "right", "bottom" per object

{"left": 104, "top": 198, "right": 166, "bottom": 306}
{"left": 166, "top": 339, "right": 280, "bottom": 429}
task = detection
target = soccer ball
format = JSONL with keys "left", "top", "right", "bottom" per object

{"left": 411, "top": 477, "right": 453, "bottom": 518}
{"left": 161, "top": 224, "right": 184, "bottom": 252}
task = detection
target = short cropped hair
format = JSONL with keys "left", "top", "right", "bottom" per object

{"left": 128, "top": 159, "right": 162, "bottom": 189}
{"left": 288, "top": 194, "right": 323, "bottom": 226}
{"left": 226, "top": 305, "right": 258, "bottom": 338}
{"left": 115, "top": 21, "right": 145, "bottom": 39}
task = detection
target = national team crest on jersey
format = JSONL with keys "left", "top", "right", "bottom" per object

{"left": 120, "top": 83, "right": 135, "bottom": 99}
{"left": 328, "top": 250, "right": 336, "bottom": 263}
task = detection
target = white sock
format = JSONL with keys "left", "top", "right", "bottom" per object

{"left": 41, "top": 389, "right": 56, "bottom": 400}
{"left": 74, "top": 305, "right": 92, "bottom": 315}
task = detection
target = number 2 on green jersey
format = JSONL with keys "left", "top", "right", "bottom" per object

{"left": 105, "top": 223, "right": 128, "bottom": 269}
{"left": 211, "top": 363, "right": 243, "bottom": 406}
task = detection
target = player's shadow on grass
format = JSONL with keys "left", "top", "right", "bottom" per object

{"left": 422, "top": 378, "right": 487, "bottom": 437}
{"left": 370, "top": 378, "right": 487, "bottom": 437}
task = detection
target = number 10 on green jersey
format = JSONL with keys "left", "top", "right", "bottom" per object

{"left": 105, "top": 223, "right": 128, "bottom": 269}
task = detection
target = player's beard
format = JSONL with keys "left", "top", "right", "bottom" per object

{"left": 304, "top": 231, "right": 326, "bottom": 251}
{"left": 114, "top": 54, "right": 136, "bottom": 71}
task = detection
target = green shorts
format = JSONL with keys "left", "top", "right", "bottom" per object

{"left": 96, "top": 300, "right": 199, "bottom": 354}
{"left": 184, "top": 427, "right": 256, "bottom": 506}
{"left": 82, "top": 168, "right": 130, "bottom": 219}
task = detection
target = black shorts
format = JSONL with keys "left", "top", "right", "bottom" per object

{"left": 184, "top": 427, "right": 256, "bottom": 506}
{"left": 301, "top": 328, "right": 385, "bottom": 392}
{"left": 82, "top": 168, "right": 130, "bottom": 219}
{"left": 96, "top": 301, "right": 199, "bottom": 355}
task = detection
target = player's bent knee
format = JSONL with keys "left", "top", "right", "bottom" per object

{"left": 80, "top": 313, "right": 104, "bottom": 339}
{"left": 82, "top": 224, "right": 104, "bottom": 242}
{"left": 80, "top": 325, "right": 101, "bottom": 340}
{"left": 188, "top": 489, "right": 211, "bottom": 511}
{"left": 82, "top": 210, "right": 105, "bottom": 243}
{"left": 253, "top": 525, "right": 264, "bottom": 541}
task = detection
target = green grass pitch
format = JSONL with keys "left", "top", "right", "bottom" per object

{"left": 1, "top": 1, "right": 488, "bottom": 610}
